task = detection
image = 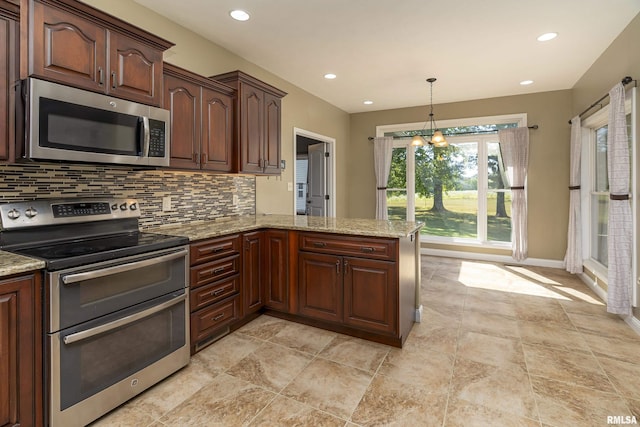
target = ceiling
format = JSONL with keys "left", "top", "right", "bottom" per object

{"left": 134, "top": 0, "right": 640, "bottom": 114}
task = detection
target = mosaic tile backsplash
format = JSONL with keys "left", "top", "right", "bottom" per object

{"left": 0, "top": 163, "right": 256, "bottom": 229}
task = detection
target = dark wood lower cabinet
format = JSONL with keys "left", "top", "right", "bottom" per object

{"left": 343, "top": 257, "right": 397, "bottom": 334}
{"left": 0, "top": 272, "right": 42, "bottom": 427}
{"left": 264, "top": 230, "right": 289, "bottom": 311}
{"left": 298, "top": 252, "right": 343, "bottom": 323}
{"left": 189, "top": 229, "right": 417, "bottom": 351}
{"left": 243, "top": 231, "right": 264, "bottom": 316}
{"left": 298, "top": 252, "right": 397, "bottom": 335}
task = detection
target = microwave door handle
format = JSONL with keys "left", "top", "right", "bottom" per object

{"left": 62, "top": 292, "right": 187, "bottom": 345}
{"left": 141, "top": 116, "right": 150, "bottom": 156}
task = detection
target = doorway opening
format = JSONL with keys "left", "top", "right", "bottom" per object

{"left": 293, "top": 128, "right": 336, "bottom": 217}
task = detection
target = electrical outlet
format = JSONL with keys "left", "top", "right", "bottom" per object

{"left": 162, "top": 196, "right": 171, "bottom": 211}
{"left": 232, "top": 194, "right": 239, "bottom": 206}
{"left": 287, "top": 182, "right": 293, "bottom": 191}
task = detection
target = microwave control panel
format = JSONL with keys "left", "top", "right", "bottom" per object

{"left": 148, "top": 119, "right": 166, "bottom": 158}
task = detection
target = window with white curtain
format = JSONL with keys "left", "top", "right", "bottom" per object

{"left": 379, "top": 113, "right": 526, "bottom": 248}
{"left": 581, "top": 91, "right": 634, "bottom": 277}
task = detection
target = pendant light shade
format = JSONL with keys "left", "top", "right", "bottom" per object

{"left": 411, "top": 135, "right": 425, "bottom": 146}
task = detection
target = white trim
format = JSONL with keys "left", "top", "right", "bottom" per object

{"left": 376, "top": 113, "right": 528, "bottom": 136}
{"left": 578, "top": 271, "right": 640, "bottom": 336}
{"left": 292, "top": 128, "right": 337, "bottom": 217}
{"left": 421, "top": 247, "right": 564, "bottom": 268}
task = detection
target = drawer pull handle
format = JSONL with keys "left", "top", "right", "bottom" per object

{"left": 213, "top": 267, "right": 225, "bottom": 274}
{"left": 213, "top": 313, "right": 225, "bottom": 321}
{"left": 211, "top": 288, "right": 226, "bottom": 297}
{"left": 361, "top": 247, "right": 375, "bottom": 253}
{"left": 313, "top": 242, "right": 326, "bottom": 248}
{"left": 213, "top": 246, "right": 225, "bottom": 253}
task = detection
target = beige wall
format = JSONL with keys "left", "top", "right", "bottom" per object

{"left": 349, "top": 90, "right": 573, "bottom": 261}
{"left": 82, "top": 0, "right": 351, "bottom": 217}
{"left": 572, "top": 12, "right": 640, "bottom": 116}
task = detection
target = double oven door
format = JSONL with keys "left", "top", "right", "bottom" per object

{"left": 46, "top": 246, "right": 190, "bottom": 427}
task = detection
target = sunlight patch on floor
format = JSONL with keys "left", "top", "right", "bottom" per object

{"left": 457, "top": 261, "right": 572, "bottom": 300}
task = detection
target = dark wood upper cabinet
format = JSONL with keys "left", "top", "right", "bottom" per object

{"left": 163, "top": 63, "right": 235, "bottom": 171}
{"left": 0, "top": 0, "right": 18, "bottom": 162}
{"left": 22, "top": 0, "right": 173, "bottom": 106}
{"left": 211, "top": 71, "right": 286, "bottom": 175}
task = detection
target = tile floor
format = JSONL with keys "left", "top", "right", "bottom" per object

{"left": 91, "top": 256, "right": 640, "bottom": 426}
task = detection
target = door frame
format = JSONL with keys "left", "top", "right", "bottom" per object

{"left": 293, "top": 127, "right": 336, "bottom": 217}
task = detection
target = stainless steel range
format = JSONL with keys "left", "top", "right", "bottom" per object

{"left": 0, "top": 198, "right": 190, "bottom": 427}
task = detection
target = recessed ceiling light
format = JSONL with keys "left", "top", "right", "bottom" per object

{"left": 537, "top": 32, "right": 557, "bottom": 42}
{"left": 520, "top": 80, "right": 534, "bottom": 85}
{"left": 230, "top": 10, "right": 250, "bottom": 21}
{"left": 324, "top": 73, "right": 337, "bottom": 80}
{"left": 363, "top": 100, "right": 373, "bottom": 105}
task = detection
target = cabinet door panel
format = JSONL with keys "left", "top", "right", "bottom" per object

{"left": 109, "top": 32, "right": 162, "bottom": 105}
{"left": 240, "top": 88, "right": 263, "bottom": 173}
{"left": 263, "top": 93, "right": 281, "bottom": 174}
{"left": 264, "top": 230, "right": 289, "bottom": 312}
{"left": 201, "top": 87, "right": 233, "bottom": 172}
{"left": 31, "top": 2, "right": 107, "bottom": 91}
{"left": 343, "top": 257, "right": 397, "bottom": 334}
{"left": 165, "top": 75, "right": 200, "bottom": 169}
{"left": 298, "top": 252, "right": 342, "bottom": 322}
{"left": 0, "top": 16, "right": 12, "bottom": 161}
{"left": 0, "top": 275, "right": 38, "bottom": 427}
{"left": 243, "top": 231, "right": 264, "bottom": 315}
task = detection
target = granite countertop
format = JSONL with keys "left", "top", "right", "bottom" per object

{"left": 0, "top": 215, "right": 423, "bottom": 277}
{"left": 150, "top": 214, "right": 424, "bottom": 242}
{"left": 0, "top": 251, "right": 46, "bottom": 277}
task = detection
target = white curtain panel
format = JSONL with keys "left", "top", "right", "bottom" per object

{"left": 606, "top": 83, "right": 632, "bottom": 316}
{"left": 498, "top": 128, "right": 530, "bottom": 261}
{"left": 373, "top": 137, "right": 394, "bottom": 220}
{"left": 564, "top": 116, "right": 583, "bottom": 274}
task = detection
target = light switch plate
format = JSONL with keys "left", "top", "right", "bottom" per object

{"left": 287, "top": 182, "right": 293, "bottom": 191}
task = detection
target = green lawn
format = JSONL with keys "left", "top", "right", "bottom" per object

{"left": 387, "top": 191, "right": 512, "bottom": 242}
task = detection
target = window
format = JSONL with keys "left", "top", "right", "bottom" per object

{"left": 582, "top": 97, "right": 633, "bottom": 272}
{"left": 379, "top": 114, "right": 526, "bottom": 247}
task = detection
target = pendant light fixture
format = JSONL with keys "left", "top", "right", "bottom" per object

{"left": 411, "top": 78, "right": 448, "bottom": 147}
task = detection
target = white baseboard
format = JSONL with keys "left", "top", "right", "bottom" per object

{"left": 578, "top": 272, "right": 640, "bottom": 336}
{"left": 420, "top": 248, "right": 564, "bottom": 269}
{"left": 414, "top": 305, "right": 423, "bottom": 323}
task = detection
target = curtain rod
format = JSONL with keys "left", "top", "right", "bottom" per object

{"left": 568, "top": 76, "right": 636, "bottom": 124}
{"left": 368, "top": 125, "right": 538, "bottom": 141}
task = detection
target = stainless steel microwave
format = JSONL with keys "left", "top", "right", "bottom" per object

{"left": 20, "top": 78, "right": 170, "bottom": 167}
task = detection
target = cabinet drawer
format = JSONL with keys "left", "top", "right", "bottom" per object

{"left": 190, "top": 296, "right": 239, "bottom": 343}
{"left": 190, "top": 254, "right": 240, "bottom": 289}
{"left": 190, "top": 275, "right": 240, "bottom": 311}
{"left": 191, "top": 234, "right": 241, "bottom": 265}
{"left": 299, "top": 233, "right": 397, "bottom": 261}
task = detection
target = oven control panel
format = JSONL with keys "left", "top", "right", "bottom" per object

{"left": 0, "top": 198, "right": 141, "bottom": 229}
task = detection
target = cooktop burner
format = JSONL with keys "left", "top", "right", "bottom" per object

{"left": 12, "top": 231, "right": 188, "bottom": 271}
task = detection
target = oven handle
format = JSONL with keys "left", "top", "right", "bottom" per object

{"left": 62, "top": 292, "right": 187, "bottom": 345}
{"left": 61, "top": 248, "right": 188, "bottom": 285}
